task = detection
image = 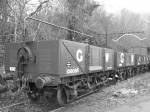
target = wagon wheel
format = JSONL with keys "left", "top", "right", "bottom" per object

{"left": 129, "top": 69, "right": 132, "bottom": 77}
{"left": 119, "top": 72, "right": 124, "bottom": 81}
{"left": 45, "top": 93, "right": 57, "bottom": 104}
{"left": 122, "top": 72, "right": 127, "bottom": 80}
{"left": 27, "top": 89, "right": 41, "bottom": 102}
{"left": 27, "top": 84, "right": 42, "bottom": 102}
{"left": 57, "top": 86, "right": 68, "bottom": 106}
{"left": 131, "top": 69, "right": 135, "bottom": 77}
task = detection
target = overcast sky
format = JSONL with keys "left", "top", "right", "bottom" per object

{"left": 96, "top": 0, "right": 150, "bottom": 14}
{"left": 29, "top": 0, "right": 150, "bottom": 14}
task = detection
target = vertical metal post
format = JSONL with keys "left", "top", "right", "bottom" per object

{"left": 105, "top": 31, "right": 107, "bottom": 48}
{"left": 14, "top": 15, "right": 17, "bottom": 42}
{"left": 23, "top": 18, "right": 26, "bottom": 41}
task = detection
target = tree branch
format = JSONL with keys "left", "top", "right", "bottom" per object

{"left": 28, "top": 0, "right": 49, "bottom": 17}
{"left": 6, "top": 0, "right": 18, "bottom": 16}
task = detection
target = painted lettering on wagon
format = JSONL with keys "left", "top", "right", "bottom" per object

{"left": 120, "top": 53, "right": 125, "bottom": 63}
{"left": 76, "top": 49, "right": 83, "bottom": 62}
{"left": 66, "top": 68, "right": 79, "bottom": 74}
{"left": 131, "top": 55, "right": 134, "bottom": 63}
{"left": 105, "top": 53, "right": 109, "bottom": 62}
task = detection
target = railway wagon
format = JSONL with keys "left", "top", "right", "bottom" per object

{"left": 89, "top": 45, "right": 104, "bottom": 72}
{"left": 142, "top": 55, "right": 149, "bottom": 72}
{"left": 125, "top": 53, "right": 135, "bottom": 67}
{"left": 4, "top": 39, "right": 150, "bottom": 106}
{"left": 125, "top": 53, "right": 136, "bottom": 77}
{"left": 115, "top": 52, "right": 126, "bottom": 68}
{"left": 135, "top": 54, "right": 146, "bottom": 73}
{"left": 5, "top": 40, "right": 117, "bottom": 105}
{"left": 148, "top": 56, "right": 150, "bottom": 70}
{"left": 6, "top": 40, "right": 88, "bottom": 76}
{"left": 5, "top": 40, "right": 89, "bottom": 104}
{"left": 114, "top": 52, "right": 127, "bottom": 80}
{"left": 103, "top": 48, "right": 116, "bottom": 82}
{"left": 136, "top": 54, "right": 143, "bottom": 66}
{"left": 5, "top": 42, "right": 22, "bottom": 73}
{"left": 104, "top": 48, "right": 115, "bottom": 71}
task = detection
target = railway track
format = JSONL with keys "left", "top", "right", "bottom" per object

{"left": 49, "top": 78, "right": 136, "bottom": 112}
{"left": 0, "top": 75, "right": 143, "bottom": 112}
{"left": 49, "top": 84, "right": 108, "bottom": 112}
{"left": 0, "top": 85, "right": 104, "bottom": 112}
{"left": 0, "top": 101, "right": 26, "bottom": 110}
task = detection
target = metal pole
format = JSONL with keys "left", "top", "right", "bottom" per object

{"left": 106, "top": 31, "right": 107, "bottom": 48}
{"left": 14, "top": 15, "right": 17, "bottom": 42}
{"left": 26, "top": 17, "right": 94, "bottom": 38}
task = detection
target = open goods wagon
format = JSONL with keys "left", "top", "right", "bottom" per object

{"left": 4, "top": 39, "right": 150, "bottom": 105}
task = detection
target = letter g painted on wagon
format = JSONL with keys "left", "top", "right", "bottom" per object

{"left": 76, "top": 49, "right": 83, "bottom": 62}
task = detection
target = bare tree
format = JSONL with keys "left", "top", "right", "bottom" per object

{"left": 66, "top": 0, "right": 99, "bottom": 41}
{"left": 0, "top": 0, "right": 9, "bottom": 42}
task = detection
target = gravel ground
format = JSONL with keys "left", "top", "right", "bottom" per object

{"left": 1, "top": 72, "right": 150, "bottom": 112}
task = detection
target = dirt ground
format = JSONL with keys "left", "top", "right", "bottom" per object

{"left": 1, "top": 72, "right": 150, "bottom": 112}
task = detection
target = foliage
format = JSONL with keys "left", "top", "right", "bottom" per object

{"left": 0, "top": 0, "right": 149, "bottom": 49}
